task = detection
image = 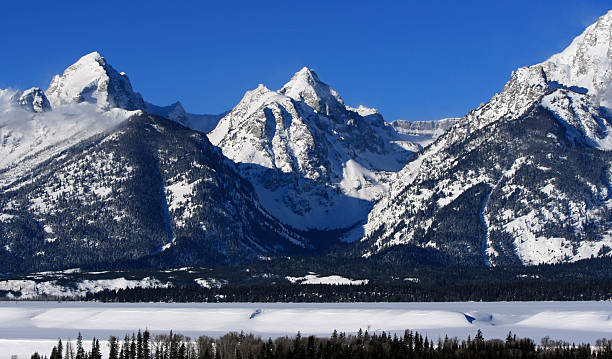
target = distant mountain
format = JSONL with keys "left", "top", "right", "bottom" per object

{"left": 145, "top": 101, "right": 226, "bottom": 133}
{"left": 361, "top": 10, "right": 612, "bottom": 266}
{"left": 209, "top": 67, "right": 417, "bottom": 231}
{"left": 391, "top": 118, "right": 460, "bottom": 147}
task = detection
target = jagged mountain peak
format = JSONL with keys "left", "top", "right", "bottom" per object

{"left": 279, "top": 67, "right": 345, "bottom": 116}
{"left": 542, "top": 10, "right": 612, "bottom": 106}
{"left": 209, "top": 66, "right": 416, "bottom": 231}
{"left": 45, "top": 51, "right": 145, "bottom": 111}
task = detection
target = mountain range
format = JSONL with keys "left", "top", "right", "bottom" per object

{"left": 0, "top": 10, "right": 611, "bottom": 272}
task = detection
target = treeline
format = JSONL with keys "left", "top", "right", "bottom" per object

{"left": 87, "top": 278, "right": 612, "bottom": 302}
{"left": 30, "top": 329, "right": 612, "bottom": 359}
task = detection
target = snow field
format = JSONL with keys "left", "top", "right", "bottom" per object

{"left": 0, "top": 301, "right": 611, "bottom": 358}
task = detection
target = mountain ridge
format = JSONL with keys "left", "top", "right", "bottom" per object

{"left": 1, "top": 10, "right": 611, "bottom": 272}
{"left": 360, "top": 10, "right": 612, "bottom": 266}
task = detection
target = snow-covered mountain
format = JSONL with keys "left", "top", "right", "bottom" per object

{"left": 0, "top": 112, "right": 306, "bottom": 272}
{"left": 0, "top": 89, "right": 138, "bottom": 189}
{"left": 16, "top": 88, "right": 51, "bottom": 113}
{"left": 2, "top": 7, "right": 611, "bottom": 272}
{"left": 361, "top": 10, "right": 612, "bottom": 266}
{"left": 0, "top": 53, "right": 310, "bottom": 272}
{"left": 0, "top": 52, "right": 228, "bottom": 189}
{"left": 46, "top": 52, "right": 145, "bottom": 111}
{"left": 209, "top": 67, "right": 416, "bottom": 231}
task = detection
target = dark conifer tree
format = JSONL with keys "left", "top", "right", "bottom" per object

{"left": 142, "top": 330, "right": 151, "bottom": 359}
{"left": 109, "top": 336, "right": 119, "bottom": 359}
{"left": 136, "top": 330, "right": 143, "bottom": 359}
{"left": 57, "top": 339, "right": 63, "bottom": 359}
{"left": 122, "top": 335, "right": 130, "bottom": 359}
{"left": 130, "top": 334, "right": 136, "bottom": 359}
{"left": 75, "top": 333, "right": 85, "bottom": 359}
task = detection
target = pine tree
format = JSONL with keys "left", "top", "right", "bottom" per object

{"left": 137, "top": 330, "right": 143, "bottom": 359}
{"left": 122, "top": 335, "right": 130, "bottom": 359}
{"left": 130, "top": 334, "right": 137, "bottom": 359}
{"left": 109, "top": 336, "right": 119, "bottom": 359}
{"left": 91, "top": 337, "right": 102, "bottom": 359}
{"left": 58, "top": 339, "right": 63, "bottom": 359}
{"left": 142, "top": 330, "right": 150, "bottom": 359}
{"left": 64, "top": 339, "right": 75, "bottom": 359}
{"left": 76, "top": 333, "right": 85, "bottom": 359}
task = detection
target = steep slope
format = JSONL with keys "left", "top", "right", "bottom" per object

{"left": 209, "top": 68, "right": 415, "bottom": 231}
{"left": 362, "top": 10, "right": 612, "bottom": 265}
{"left": 0, "top": 113, "right": 305, "bottom": 272}
{"left": 0, "top": 52, "right": 223, "bottom": 189}
{"left": 0, "top": 90, "right": 137, "bottom": 187}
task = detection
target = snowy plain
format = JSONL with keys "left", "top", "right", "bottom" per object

{"left": 0, "top": 301, "right": 611, "bottom": 358}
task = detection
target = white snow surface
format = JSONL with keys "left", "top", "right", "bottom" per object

{"left": 0, "top": 301, "right": 611, "bottom": 358}
{"left": 0, "top": 277, "right": 169, "bottom": 299}
{"left": 285, "top": 274, "right": 369, "bottom": 285}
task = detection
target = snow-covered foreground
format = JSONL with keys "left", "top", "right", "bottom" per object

{"left": 0, "top": 301, "right": 611, "bottom": 358}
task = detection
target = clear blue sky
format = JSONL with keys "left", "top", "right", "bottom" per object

{"left": 1, "top": 1, "right": 610, "bottom": 121}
